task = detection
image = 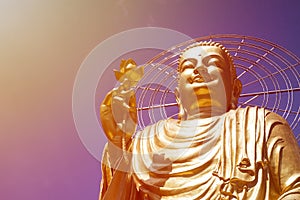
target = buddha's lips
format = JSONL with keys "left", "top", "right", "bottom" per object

{"left": 193, "top": 76, "right": 205, "bottom": 83}
{"left": 188, "top": 75, "right": 207, "bottom": 83}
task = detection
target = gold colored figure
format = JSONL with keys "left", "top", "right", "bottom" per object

{"left": 99, "top": 42, "right": 300, "bottom": 199}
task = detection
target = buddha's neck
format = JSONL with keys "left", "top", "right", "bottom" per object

{"left": 184, "top": 106, "right": 228, "bottom": 120}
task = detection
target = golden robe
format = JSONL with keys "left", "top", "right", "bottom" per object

{"left": 99, "top": 107, "right": 300, "bottom": 200}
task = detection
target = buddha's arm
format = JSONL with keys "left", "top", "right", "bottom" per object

{"left": 99, "top": 143, "right": 136, "bottom": 200}
{"left": 99, "top": 82, "right": 138, "bottom": 200}
{"left": 100, "top": 85, "right": 137, "bottom": 148}
{"left": 99, "top": 60, "right": 142, "bottom": 199}
{"left": 100, "top": 59, "right": 141, "bottom": 148}
{"left": 266, "top": 112, "right": 300, "bottom": 199}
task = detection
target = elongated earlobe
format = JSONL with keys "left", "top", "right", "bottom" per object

{"left": 231, "top": 79, "right": 242, "bottom": 109}
{"left": 175, "top": 87, "right": 186, "bottom": 120}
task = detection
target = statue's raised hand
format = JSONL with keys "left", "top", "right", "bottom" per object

{"left": 100, "top": 59, "right": 143, "bottom": 149}
{"left": 111, "top": 59, "right": 143, "bottom": 137}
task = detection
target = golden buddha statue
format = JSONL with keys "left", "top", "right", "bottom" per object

{"left": 99, "top": 42, "right": 300, "bottom": 199}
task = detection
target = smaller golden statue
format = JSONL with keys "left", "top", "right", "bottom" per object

{"left": 99, "top": 42, "right": 300, "bottom": 199}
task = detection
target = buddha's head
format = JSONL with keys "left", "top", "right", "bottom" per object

{"left": 175, "top": 41, "right": 242, "bottom": 119}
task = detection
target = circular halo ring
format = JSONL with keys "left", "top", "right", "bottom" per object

{"left": 134, "top": 34, "right": 300, "bottom": 143}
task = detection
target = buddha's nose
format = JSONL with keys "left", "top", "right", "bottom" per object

{"left": 194, "top": 66, "right": 207, "bottom": 75}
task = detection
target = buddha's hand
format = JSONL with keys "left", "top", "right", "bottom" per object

{"left": 110, "top": 59, "right": 143, "bottom": 137}
{"left": 111, "top": 77, "right": 135, "bottom": 114}
{"left": 111, "top": 58, "right": 143, "bottom": 110}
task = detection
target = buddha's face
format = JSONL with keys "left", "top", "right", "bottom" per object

{"left": 176, "top": 45, "right": 238, "bottom": 118}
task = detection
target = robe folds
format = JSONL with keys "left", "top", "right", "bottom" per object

{"left": 99, "top": 107, "right": 300, "bottom": 200}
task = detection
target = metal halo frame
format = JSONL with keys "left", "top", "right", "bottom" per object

{"left": 134, "top": 34, "right": 300, "bottom": 143}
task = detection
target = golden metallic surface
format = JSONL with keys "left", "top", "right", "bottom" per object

{"left": 99, "top": 43, "right": 300, "bottom": 199}
{"left": 100, "top": 59, "right": 143, "bottom": 148}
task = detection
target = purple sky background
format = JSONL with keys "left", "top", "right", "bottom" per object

{"left": 1, "top": 1, "right": 299, "bottom": 200}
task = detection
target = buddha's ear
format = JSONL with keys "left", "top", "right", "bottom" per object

{"left": 174, "top": 87, "right": 185, "bottom": 120}
{"left": 174, "top": 87, "right": 179, "bottom": 99}
{"left": 231, "top": 79, "right": 242, "bottom": 109}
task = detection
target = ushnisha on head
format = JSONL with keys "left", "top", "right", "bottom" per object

{"left": 175, "top": 41, "right": 242, "bottom": 119}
